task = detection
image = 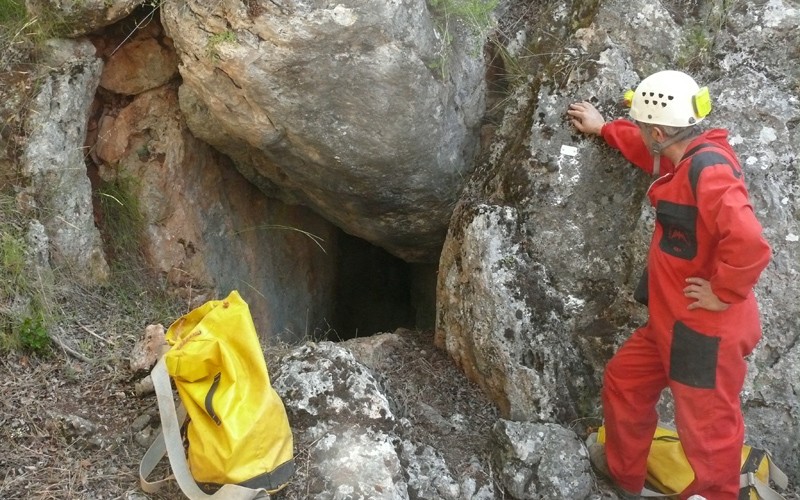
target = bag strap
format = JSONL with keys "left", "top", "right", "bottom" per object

{"left": 739, "top": 452, "right": 789, "bottom": 500}
{"left": 639, "top": 486, "right": 673, "bottom": 497}
{"left": 766, "top": 454, "right": 789, "bottom": 491}
{"left": 637, "top": 470, "right": 788, "bottom": 500}
{"left": 741, "top": 473, "right": 784, "bottom": 500}
{"left": 139, "top": 357, "right": 270, "bottom": 500}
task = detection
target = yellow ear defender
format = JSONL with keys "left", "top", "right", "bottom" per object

{"left": 623, "top": 89, "right": 635, "bottom": 107}
{"left": 692, "top": 86, "right": 712, "bottom": 118}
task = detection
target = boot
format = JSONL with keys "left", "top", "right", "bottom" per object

{"left": 585, "top": 433, "right": 640, "bottom": 499}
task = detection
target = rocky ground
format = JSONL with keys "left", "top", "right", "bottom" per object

{"left": 0, "top": 279, "right": 182, "bottom": 499}
{"left": 0, "top": 279, "right": 508, "bottom": 500}
{"left": 2, "top": 250, "right": 795, "bottom": 495}
{"left": 2, "top": 280, "right": 798, "bottom": 499}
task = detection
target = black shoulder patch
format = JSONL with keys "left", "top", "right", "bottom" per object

{"left": 689, "top": 151, "right": 742, "bottom": 199}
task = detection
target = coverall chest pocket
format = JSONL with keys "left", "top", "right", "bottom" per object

{"left": 656, "top": 201, "right": 698, "bottom": 260}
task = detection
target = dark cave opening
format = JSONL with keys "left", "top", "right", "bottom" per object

{"left": 330, "top": 232, "right": 438, "bottom": 341}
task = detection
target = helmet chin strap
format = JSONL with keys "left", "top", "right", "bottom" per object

{"left": 649, "top": 126, "right": 696, "bottom": 177}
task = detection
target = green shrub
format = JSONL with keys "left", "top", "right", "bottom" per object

{"left": 0, "top": 194, "right": 28, "bottom": 297}
{"left": 0, "top": 193, "right": 53, "bottom": 356}
{"left": 18, "top": 313, "right": 50, "bottom": 355}
{"left": 426, "top": 0, "right": 498, "bottom": 78}
{"left": 0, "top": 0, "right": 25, "bottom": 24}
{"left": 677, "top": 0, "right": 737, "bottom": 70}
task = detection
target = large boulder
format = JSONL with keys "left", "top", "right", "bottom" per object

{"left": 435, "top": 202, "right": 605, "bottom": 422}
{"left": 96, "top": 24, "right": 179, "bottom": 95}
{"left": 161, "top": 0, "right": 488, "bottom": 262}
{"left": 271, "top": 333, "right": 498, "bottom": 499}
{"left": 491, "top": 419, "right": 593, "bottom": 499}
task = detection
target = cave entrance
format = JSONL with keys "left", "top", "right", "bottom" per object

{"left": 330, "top": 232, "right": 437, "bottom": 340}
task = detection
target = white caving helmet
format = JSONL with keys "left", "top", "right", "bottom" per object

{"left": 626, "top": 70, "right": 712, "bottom": 127}
{"left": 622, "top": 70, "right": 713, "bottom": 176}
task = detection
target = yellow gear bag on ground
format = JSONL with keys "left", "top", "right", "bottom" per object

{"left": 142, "top": 290, "right": 294, "bottom": 496}
{"left": 596, "top": 424, "right": 788, "bottom": 499}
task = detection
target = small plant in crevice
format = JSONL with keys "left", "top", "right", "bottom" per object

{"left": 0, "top": 227, "right": 26, "bottom": 287}
{"left": 428, "top": 0, "right": 497, "bottom": 36}
{"left": 676, "top": 0, "right": 738, "bottom": 71}
{"left": 427, "top": 27, "right": 454, "bottom": 80}
{"left": 95, "top": 174, "right": 147, "bottom": 265}
{"left": 677, "top": 24, "right": 714, "bottom": 70}
{"left": 481, "top": 0, "right": 600, "bottom": 122}
{"left": 485, "top": 34, "right": 529, "bottom": 98}
{"left": 426, "top": 0, "right": 499, "bottom": 79}
{"left": 205, "top": 29, "right": 238, "bottom": 61}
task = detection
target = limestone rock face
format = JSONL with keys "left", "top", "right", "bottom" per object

{"left": 714, "top": 71, "right": 800, "bottom": 477}
{"left": 90, "top": 81, "right": 340, "bottom": 343}
{"left": 25, "top": 0, "right": 144, "bottom": 35}
{"left": 435, "top": 203, "right": 601, "bottom": 422}
{"left": 491, "top": 420, "right": 593, "bottom": 499}
{"left": 161, "top": 0, "right": 487, "bottom": 262}
{"left": 22, "top": 38, "right": 110, "bottom": 284}
{"left": 99, "top": 37, "right": 178, "bottom": 95}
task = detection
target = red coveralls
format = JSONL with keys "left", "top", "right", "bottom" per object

{"left": 599, "top": 120, "right": 771, "bottom": 499}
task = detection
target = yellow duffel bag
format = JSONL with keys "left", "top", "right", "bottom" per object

{"left": 141, "top": 290, "right": 294, "bottom": 498}
{"left": 594, "top": 424, "right": 788, "bottom": 500}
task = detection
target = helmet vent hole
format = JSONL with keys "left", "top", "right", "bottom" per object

{"left": 649, "top": 92, "right": 655, "bottom": 96}
{"left": 658, "top": 93, "right": 664, "bottom": 98}
{"left": 661, "top": 102, "right": 667, "bottom": 107}
{"left": 644, "top": 100, "right": 650, "bottom": 104}
{"left": 648, "top": 114, "right": 653, "bottom": 119}
{"left": 668, "top": 95, "right": 674, "bottom": 100}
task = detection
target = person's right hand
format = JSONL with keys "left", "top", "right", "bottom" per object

{"left": 567, "top": 101, "right": 606, "bottom": 136}
{"left": 684, "top": 277, "right": 730, "bottom": 312}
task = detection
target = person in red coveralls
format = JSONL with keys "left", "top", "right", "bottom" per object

{"left": 567, "top": 70, "right": 772, "bottom": 500}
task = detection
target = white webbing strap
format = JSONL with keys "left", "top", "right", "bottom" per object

{"left": 139, "top": 357, "right": 269, "bottom": 500}
{"left": 767, "top": 454, "right": 789, "bottom": 490}
{"left": 739, "top": 468, "right": 788, "bottom": 500}
{"left": 639, "top": 486, "right": 673, "bottom": 497}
